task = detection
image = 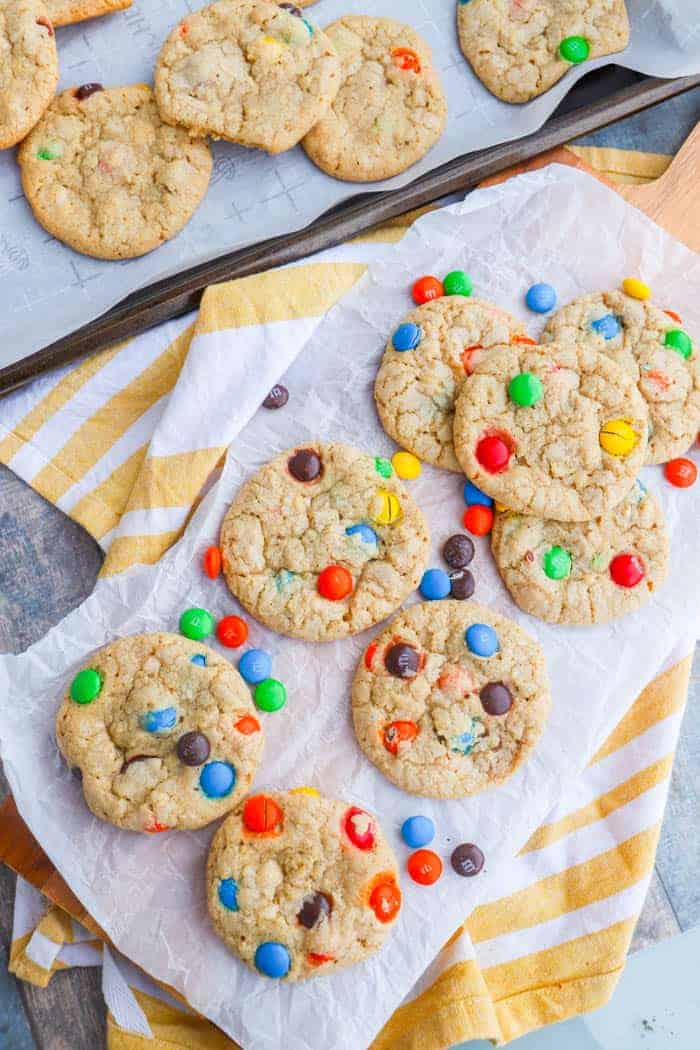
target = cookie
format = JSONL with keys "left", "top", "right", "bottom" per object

{"left": 0, "top": 0, "right": 58, "bottom": 150}
{"left": 18, "top": 84, "right": 212, "bottom": 259}
{"left": 374, "top": 297, "right": 527, "bottom": 471}
{"left": 352, "top": 600, "right": 550, "bottom": 798}
{"left": 491, "top": 480, "right": 669, "bottom": 625}
{"left": 220, "top": 442, "right": 430, "bottom": 642}
{"left": 452, "top": 341, "right": 649, "bottom": 521}
{"left": 154, "top": 0, "right": 340, "bottom": 154}
{"left": 207, "top": 791, "right": 401, "bottom": 980}
{"left": 542, "top": 291, "right": 700, "bottom": 464}
{"left": 56, "top": 633, "right": 264, "bottom": 832}
{"left": 302, "top": 16, "right": 447, "bottom": 182}
{"left": 458, "top": 0, "right": 630, "bottom": 104}
{"left": 45, "top": 0, "right": 130, "bottom": 28}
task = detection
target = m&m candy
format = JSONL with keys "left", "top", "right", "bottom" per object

{"left": 401, "top": 815, "right": 435, "bottom": 849}
{"left": 373, "top": 490, "right": 402, "bottom": 525}
{"left": 664, "top": 330, "right": 692, "bottom": 359}
{"left": 479, "top": 682, "right": 512, "bottom": 716}
{"left": 239, "top": 649, "right": 272, "bottom": 684}
{"left": 610, "top": 553, "right": 645, "bottom": 588}
{"left": 450, "top": 569, "right": 475, "bottom": 600}
{"left": 392, "top": 450, "right": 421, "bottom": 479}
{"left": 297, "top": 891, "right": 332, "bottom": 929}
{"left": 665, "top": 458, "right": 697, "bottom": 488}
{"left": 383, "top": 720, "right": 418, "bottom": 755}
{"left": 463, "top": 480, "right": 493, "bottom": 508}
{"left": 374, "top": 456, "right": 393, "bottom": 478}
{"left": 199, "top": 761, "right": 236, "bottom": 798}
{"left": 463, "top": 504, "right": 494, "bottom": 536}
{"left": 622, "top": 277, "right": 651, "bottom": 301}
{"left": 235, "top": 714, "right": 260, "bottom": 735}
{"left": 412, "top": 275, "right": 443, "bottom": 305}
{"left": 255, "top": 942, "right": 291, "bottom": 979}
{"left": 180, "top": 607, "right": 214, "bottom": 640}
{"left": 218, "top": 878, "right": 239, "bottom": 911}
{"left": 591, "top": 314, "right": 621, "bottom": 340}
{"left": 599, "top": 419, "right": 638, "bottom": 457}
{"left": 392, "top": 323, "right": 422, "bottom": 351}
{"left": 203, "top": 546, "right": 222, "bottom": 579}
{"left": 346, "top": 523, "right": 378, "bottom": 546}
{"left": 369, "top": 879, "right": 402, "bottom": 923}
{"left": 451, "top": 843, "right": 484, "bottom": 877}
{"left": 407, "top": 849, "right": 442, "bottom": 885}
{"left": 190, "top": 654, "right": 207, "bottom": 666}
{"left": 559, "top": 35, "right": 590, "bottom": 62}
{"left": 216, "top": 615, "right": 248, "bottom": 648}
{"left": 318, "top": 565, "right": 353, "bottom": 600}
{"left": 543, "top": 545, "right": 572, "bottom": 580}
{"left": 476, "top": 434, "right": 512, "bottom": 473}
{"left": 525, "top": 283, "right": 556, "bottom": 314}
{"left": 344, "top": 807, "right": 376, "bottom": 850}
{"left": 420, "top": 568, "right": 451, "bottom": 600}
{"left": 508, "top": 372, "right": 543, "bottom": 407}
{"left": 70, "top": 668, "right": 102, "bottom": 704}
{"left": 244, "top": 794, "right": 284, "bottom": 833}
{"left": 385, "top": 643, "right": 420, "bottom": 678}
{"left": 139, "top": 707, "right": 177, "bottom": 733}
{"left": 254, "top": 678, "right": 287, "bottom": 712}
{"left": 443, "top": 270, "right": 472, "bottom": 297}
{"left": 290, "top": 786, "right": 319, "bottom": 797}
{"left": 465, "top": 623, "right": 499, "bottom": 657}
{"left": 443, "top": 534, "right": 474, "bottom": 568}
{"left": 177, "top": 731, "right": 210, "bottom": 766}
{"left": 262, "top": 384, "right": 289, "bottom": 409}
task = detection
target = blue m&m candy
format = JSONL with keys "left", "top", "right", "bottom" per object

{"left": 346, "top": 523, "right": 378, "bottom": 546}
{"left": 525, "top": 283, "right": 556, "bottom": 314}
{"left": 139, "top": 707, "right": 177, "bottom": 733}
{"left": 200, "top": 761, "right": 236, "bottom": 799}
{"left": 465, "top": 623, "right": 499, "bottom": 657}
{"left": 239, "top": 649, "right": 272, "bottom": 685}
{"left": 463, "top": 480, "right": 493, "bottom": 508}
{"left": 392, "top": 323, "right": 421, "bottom": 351}
{"left": 401, "top": 815, "right": 435, "bottom": 849}
{"left": 255, "top": 941, "right": 291, "bottom": 979}
{"left": 191, "top": 654, "right": 207, "bottom": 666}
{"left": 420, "top": 568, "right": 451, "bottom": 601}
{"left": 590, "top": 314, "right": 621, "bottom": 340}
{"left": 218, "top": 878, "right": 239, "bottom": 911}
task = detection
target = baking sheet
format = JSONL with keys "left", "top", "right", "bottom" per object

{"left": 2, "top": 0, "right": 700, "bottom": 369}
{"left": 0, "top": 165, "right": 699, "bottom": 1049}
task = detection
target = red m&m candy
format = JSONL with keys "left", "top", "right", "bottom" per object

{"left": 665, "top": 458, "right": 697, "bottom": 488}
{"left": 216, "top": 615, "right": 248, "bottom": 648}
{"left": 243, "top": 795, "right": 284, "bottom": 834}
{"left": 609, "top": 553, "right": 645, "bottom": 588}
{"left": 203, "top": 546, "right": 222, "bottom": 579}
{"left": 412, "top": 275, "right": 443, "bottom": 305}
{"left": 463, "top": 504, "right": 494, "bottom": 536}
{"left": 407, "top": 849, "right": 443, "bottom": 885}
{"left": 318, "top": 565, "right": 353, "bottom": 601}
{"left": 344, "top": 807, "right": 376, "bottom": 851}
{"left": 476, "top": 434, "right": 512, "bottom": 473}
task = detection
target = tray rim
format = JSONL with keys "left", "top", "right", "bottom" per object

{"left": 3, "top": 70, "right": 700, "bottom": 395}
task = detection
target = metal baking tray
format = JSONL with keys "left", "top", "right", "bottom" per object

{"left": 2, "top": 66, "right": 699, "bottom": 394}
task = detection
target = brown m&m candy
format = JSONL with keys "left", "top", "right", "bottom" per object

{"left": 263, "top": 384, "right": 289, "bottom": 409}
{"left": 450, "top": 569, "right": 474, "bottom": 600}
{"left": 288, "top": 448, "right": 322, "bottom": 482}
{"left": 74, "top": 83, "right": 103, "bottom": 100}
{"left": 384, "top": 643, "right": 420, "bottom": 678}
{"left": 443, "top": 534, "right": 474, "bottom": 569}
{"left": 451, "top": 843, "right": 484, "bottom": 877}
{"left": 297, "top": 891, "right": 332, "bottom": 929}
{"left": 176, "top": 731, "right": 210, "bottom": 766}
{"left": 479, "top": 682, "right": 512, "bottom": 715}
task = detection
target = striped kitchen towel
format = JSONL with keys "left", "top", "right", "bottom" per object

{"left": 2, "top": 146, "right": 692, "bottom": 1048}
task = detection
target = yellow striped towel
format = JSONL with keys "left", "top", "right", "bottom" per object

{"left": 3, "top": 147, "right": 692, "bottom": 1048}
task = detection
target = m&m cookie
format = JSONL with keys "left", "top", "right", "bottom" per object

{"left": 352, "top": 600, "right": 550, "bottom": 798}
{"left": 543, "top": 291, "right": 700, "bottom": 464}
{"left": 56, "top": 634, "right": 264, "bottom": 832}
{"left": 219, "top": 442, "right": 429, "bottom": 641}
{"left": 491, "top": 482, "right": 670, "bottom": 625}
{"left": 453, "top": 342, "right": 648, "bottom": 521}
{"left": 375, "top": 297, "right": 526, "bottom": 471}
{"left": 206, "top": 791, "right": 401, "bottom": 980}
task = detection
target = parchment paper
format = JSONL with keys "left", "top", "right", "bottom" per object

{"left": 1, "top": 165, "right": 699, "bottom": 1050}
{"left": 2, "top": 0, "right": 700, "bottom": 367}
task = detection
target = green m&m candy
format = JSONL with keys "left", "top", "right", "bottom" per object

{"left": 508, "top": 372, "right": 543, "bottom": 407}
{"left": 179, "top": 607, "right": 214, "bottom": 640}
{"left": 374, "top": 457, "right": 393, "bottom": 478}
{"left": 543, "top": 546, "right": 572, "bottom": 580}
{"left": 664, "top": 329, "right": 692, "bottom": 359}
{"left": 70, "top": 668, "right": 103, "bottom": 704}
{"left": 443, "top": 270, "right": 473, "bottom": 297}
{"left": 559, "top": 36, "right": 590, "bottom": 63}
{"left": 254, "top": 678, "right": 287, "bottom": 713}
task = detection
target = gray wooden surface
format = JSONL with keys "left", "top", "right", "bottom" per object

{"left": 1, "top": 89, "right": 699, "bottom": 1049}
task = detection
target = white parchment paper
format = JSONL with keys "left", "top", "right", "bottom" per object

{"left": 1, "top": 166, "right": 699, "bottom": 1049}
{"left": 2, "top": 0, "right": 700, "bottom": 366}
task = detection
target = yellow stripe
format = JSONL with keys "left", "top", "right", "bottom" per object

{"left": 70, "top": 446, "right": 149, "bottom": 540}
{"left": 497, "top": 969, "right": 622, "bottom": 1045}
{"left": 522, "top": 754, "right": 673, "bottom": 854}
{"left": 108, "top": 987, "right": 236, "bottom": 1050}
{"left": 37, "top": 906, "right": 74, "bottom": 945}
{"left": 570, "top": 146, "right": 671, "bottom": 184}
{"left": 0, "top": 343, "right": 124, "bottom": 465}
{"left": 100, "top": 531, "right": 181, "bottom": 578}
{"left": 468, "top": 825, "right": 659, "bottom": 944}
{"left": 125, "top": 447, "right": 225, "bottom": 511}
{"left": 30, "top": 325, "right": 194, "bottom": 505}
{"left": 592, "top": 657, "right": 691, "bottom": 763}
{"left": 195, "top": 263, "right": 365, "bottom": 335}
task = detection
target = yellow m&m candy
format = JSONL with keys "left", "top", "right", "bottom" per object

{"left": 290, "top": 786, "right": 320, "bottom": 797}
{"left": 622, "top": 277, "right": 651, "bottom": 301}
{"left": 599, "top": 419, "right": 639, "bottom": 457}
{"left": 392, "top": 451, "right": 421, "bottom": 480}
{"left": 373, "top": 489, "right": 402, "bottom": 525}
{"left": 261, "top": 35, "right": 287, "bottom": 55}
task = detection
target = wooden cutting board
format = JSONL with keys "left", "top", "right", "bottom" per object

{"left": 0, "top": 125, "right": 698, "bottom": 981}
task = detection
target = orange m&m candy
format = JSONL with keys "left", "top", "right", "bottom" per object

{"left": 145, "top": 821, "right": 171, "bottom": 834}
{"left": 216, "top": 615, "right": 248, "bottom": 648}
{"left": 665, "top": 457, "right": 697, "bottom": 488}
{"left": 511, "top": 335, "right": 537, "bottom": 346}
{"left": 391, "top": 47, "right": 421, "bottom": 73}
{"left": 382, "top": 720, "right": 418, "bottom": 755}
{"left": 203, "top": 546, "right": 222, "bottom": 579}
{"left": 243, "top": 794, "right": 283, "bottom": 834}
{"left": 317, "top": 565, "right": 353, "bottom": 601}
{"left": 412, "top": 275, "right": 443, "bottom": 305}
{"left": 463, "top": 504, "right": 494, "bottom": 536}
{"left": 234, "top": 715, "right": 260, "bottom": 735}
{"left": 407, "top": 849, "right": 443, "bottom": 885}
{"left": 369, "top": 878, "right": 402, "bottom": 923}
{"left": 307, "top": 952, "right": 335, "bottom": 967}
